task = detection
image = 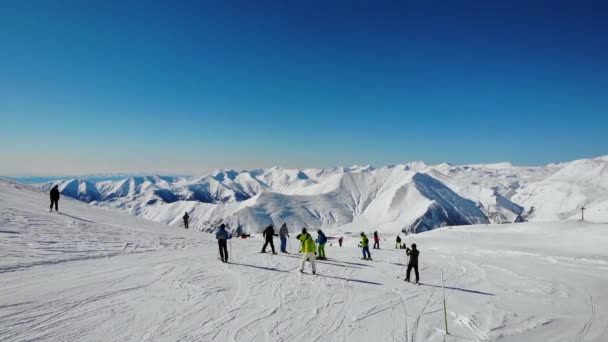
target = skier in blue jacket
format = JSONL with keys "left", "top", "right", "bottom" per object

{"left": 216, "top": 223, "right": 232, "bottom": 263}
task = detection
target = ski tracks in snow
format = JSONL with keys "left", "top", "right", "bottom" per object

{"left": 2, "top": 181, "right": 608, "bottom": 342}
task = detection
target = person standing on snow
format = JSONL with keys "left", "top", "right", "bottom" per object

{"left": 216, "top": 223, "right": 232, "bottom": 263}
{"left": 405, "top": 244, "right": 420, "bottom": 284}
{"left": 279, "top": 223, "right": 289, "bottom": 253}
{"left": 359, "top": 232, "right": 372, "bottom": 260}
{"left": 49, "top": 185, "right": 60, "bottom": 212}
{"left": 261, "top": 224, "right": 277, "bottom": 254}
{"left": 373, "top": 231, "right": 380, "bottom": 249}
{"left": 183, "top": 212, "right": 190, "bottom": 229}
{"left": 316, "top": 229, "right": 327, "bottom": 260}
{"left": 338, "top": 237, "right": 343, "bottom": 247}
{"left": 395, "top": 235, "right": 402, "bottom": 249}
{"left": 297, "top": 228, "right": 316, "bottom": 274}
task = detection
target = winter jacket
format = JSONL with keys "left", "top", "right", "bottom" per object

{"left": 50, "top": 187, "right": 60, "bottom": 201}
{"left": 360, "top": 235, "right": 369, "bottom": 247}
{"left": 407, "top": 248, "right": 420, "bottom": 266}
{"left": 298, "top": 233, "right": 316, "bottom": 253}
{"left": 183, "top": 213, "right": 189, "bottom": 221}
{"left": 216, "top": 227, "right": 231, "bottom": 240}
{"left": 396, "top": 236, "right": 401, "bottom": 243}
{"left": 263, "top": 226, "right": 275, "bottom": 241}
{"left": 373, "top": 232, "right": 379, "bottom": 242}
{"left": 316, "top": 231, "right": 327, "bottom": 244}
{"left": 279, "top": 225, "right": 289, "bottom": 238}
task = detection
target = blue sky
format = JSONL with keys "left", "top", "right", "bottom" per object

{"left": 1, "top": 1, "right": 607, "bottom": 176}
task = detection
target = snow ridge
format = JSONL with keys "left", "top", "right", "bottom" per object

{"left": 33, "top": 156, "right": 608, "bottom": 233}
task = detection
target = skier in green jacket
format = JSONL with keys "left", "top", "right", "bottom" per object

{"left": 360, "top": 232, "right": 372, "bottom": 260}
{"left": 297, "top": 228, "right": 317, "bottom": 274}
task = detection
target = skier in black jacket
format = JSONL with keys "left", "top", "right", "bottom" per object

{"left": 50, "top": 185, "right": 60, "bottom": 212}
{"left": 261, "top": 224, "right": 277, "bottom": 254}
{"left": 183, "top": 212, "right": 189, "bottom": 228}
{"left": 405, "top": 244, "right": 420, "bottom": 284}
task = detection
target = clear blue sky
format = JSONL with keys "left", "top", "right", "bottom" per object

{"left": 1, "top": 0, "right": 607, "bottom": 176}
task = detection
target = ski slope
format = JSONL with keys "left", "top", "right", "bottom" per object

{"left": 1, "top": 179, "right": 607, "bottom": 341}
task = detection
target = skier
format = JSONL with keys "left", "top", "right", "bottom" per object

{"left": 261, "top": 224, "right": 277, "bottom": 254}
{"left": 395, "top": 235, "right": 402, "bottom": 249}
{"left": 405, "top": 244, "right": 420, "bottom": 284}
{"left": 316, "top": 229, "right": 327, "bottom": 260}
{"left": 338, "top": 237, "right": 343, "bottom": 247}
{"left": 279, "top": 223, "right": 289, "bottom": 253}
{"left": 49, "top": 185, "right": 60, "bottom": 212}
{"left": 297, "top": 228, "right": 316, "bottom": 274}
{"left": 183, "top": 212, "right": 189, "bottom": 229}
{"left": 216, "top": 223, "right": 231, "bottom": 263}
{"left": 373, "top": 230, "right": 380, "bottom": 249}
{"left": 359, "top": 232, "right": 372, "bottom": 260}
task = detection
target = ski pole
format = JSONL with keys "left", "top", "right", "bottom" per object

{"left": 442, "top": 269, "right": 449, "bottom": 335}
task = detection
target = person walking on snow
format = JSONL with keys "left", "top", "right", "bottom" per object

{"left": 316, "top": 229, "right": 327, "bottom": 260}
{"left": 395, "top": 235, "right": 402, "bottom": 249}
{"left": 279, "top": 223, "right": 289, "bottom": 253}
{"left": 405, "top": 244, "right": 420, "bottom": 284}
{"left": 183, "top": 212, "right": 190, "bottom": 229}
{"left": 359, "top": 233, "right": 372, "bottom": 260}
{"left": 373, "top": 231, "right": 380, "bottom": 249}
{"left": 261, "top": 224, "right": 277, "bottom": 254}
{"left": 49, "top": 185, "right": 60, "bottom": 212}
{"left": 297, "top": 228, "right": 316, "bottom": 274}
{"left": 216, "top": 223, "right": 231, "bottom": 262}
{"left": 338, "top": 237, "right": 343, "bottom": 247}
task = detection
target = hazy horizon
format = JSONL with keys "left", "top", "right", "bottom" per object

{"left": 3, "top": 153, "right": 607, "bottom": 180}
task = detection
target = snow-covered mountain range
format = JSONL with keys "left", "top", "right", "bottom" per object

{"left": 35, "top": 156, "right": 608, "bottom": 233}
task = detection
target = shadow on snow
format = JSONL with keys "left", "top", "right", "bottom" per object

{"left": 230, "top": 262, "right": 291, "bottom": 273}
{"left": 418, "top": 283, "right": 495, "bottom": 296}
{"left": 59, "top": 212, "right": 96, "bottom": 223}
{"left": 317, "top": 274, "right": 383, "bottom": 286}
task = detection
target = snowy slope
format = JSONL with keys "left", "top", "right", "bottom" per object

{"left": 34, "top": 156, "right": 608, "bottom": 232}
{"left": 513, "top": 157, "right": 608, "bottom": 222}
{"left": 425, "top": 169, "right": 524, "bottom": 224}
{"left": 1, "top": 179, "right": 607, "bottom": 341}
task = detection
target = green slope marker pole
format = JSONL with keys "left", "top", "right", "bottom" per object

{"left": 442, "top": 269, "right": 449, "bottom": 335}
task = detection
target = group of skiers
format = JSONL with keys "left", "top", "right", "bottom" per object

{"left": 211, "top": 221, "right": 420, "bottom": 283}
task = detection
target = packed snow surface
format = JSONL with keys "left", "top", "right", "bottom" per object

{"left": 1, "top": 179, "right": 607, "bottom": 341}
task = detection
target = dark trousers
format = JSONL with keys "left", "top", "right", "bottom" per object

{"left": 184, "top": 220, "right": 189, "bottom": 229}
{"left": 406, "top": 264, "right": 419, "bottom": 282}
{"left": 362, "top": 246, "right": 371, "bottom": 259}
{"left": 373, "top": 240, "right": 379, "bottom": 249}
{"left": 50, "top": 199, "right": 58, "bottom": 211}
{"left": 218, "top": 240, "right": 228, "bottom": 262}
{"left": 262, "top": 239, "right": 275, "bottom": 253}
